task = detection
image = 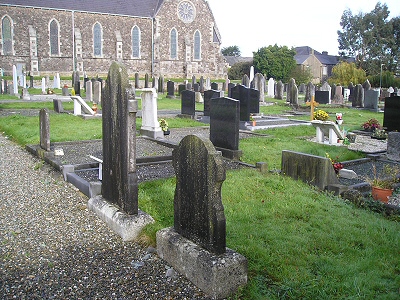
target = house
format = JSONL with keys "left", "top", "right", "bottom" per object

{"left": 0, "top": 0, "right": 227, "bottom": 79}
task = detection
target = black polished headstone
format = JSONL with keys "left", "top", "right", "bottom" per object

{"left": 173, "top": 135, "right": 226, "bottom": 255}
{"left": 230, "top": 85, "right": 259, "bottom": 121}
{"left": 181, "top": 90, "right": 195, "bottom": 116}
{"left": 204, "top": 90, "right": 223, "bottom": 117}
{"left": 315, "top": 91, "right": 330, "bottom": 104}
{"left": 211, "top": 82, "right": 218, "bottom": 90}
{"left": 102, "top": 62, "right": 138, "bottom": 215}
{"left": 383, "top": 96, "right": 400, "bottom": 131}
{"left": 210, "top": 97, "right": 240, "bottom": 151}
{"left": 167, "top": 81, "right": 175, "bottom": 98}
{"left": 178, "top": 84, "right": 186, "bottom": 95}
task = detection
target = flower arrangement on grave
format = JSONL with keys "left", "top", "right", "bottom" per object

{"left": 159, "top": 118, "right": 169, "bottom": 132}
{"left": 362, "top": 118, "right": 381, "bottom": 131}
{"left": 326, "top": 152, "right": 343, "bottom": 174}
{"left": 371, "top": 128, "right": 388, "bottom": 140}
{"left": 313, "top": 109, "right": 329, "bottom": 121}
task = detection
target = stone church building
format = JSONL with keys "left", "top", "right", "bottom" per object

{"left": 0, "top": 0, "right": 227, "bottom": 79}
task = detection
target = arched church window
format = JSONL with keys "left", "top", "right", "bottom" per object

{"left": 170, "top": 28, "right": 178, "bottom": 59}
{"left": 49, "top": 19, "right": 59, "bottom": 56}
{"left": 1, "top": 16, "right": 13, "bottom": 55}
{"left": 132, "top": 26, "right": 140, "bottom": 58}
{"left": 93, "top": 22, "right": 103, "bottom": 57}
{"left": 194, "top": 30, "right": 201, "bottom": 60}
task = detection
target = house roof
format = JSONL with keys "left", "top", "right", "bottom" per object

{"left": 0, "top": 0, "right": 164, "bottom": 17}
{"left": 294, "top": 46, "right": 355, "bottom": 66}
{"left": 224, "top": 56, "right": 253, "bottom": 66}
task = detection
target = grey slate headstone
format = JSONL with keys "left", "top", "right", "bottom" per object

{"left": 210, "top": 97, "right": 240, "bottom": 151}
{"left": 230, "top": 85, "right": 259, "bottom": 121}
{"left": 203, "top": 89, "right": 223, "bottom": 117}
{"left": 102, "top": 62, "right": 138, "bottom": 215}
{"left": 173, "top": 135, "right": 226, "bottom": 255}
{"left": 39, "top": 108, "right": 50, "bottom": 151}
{"left": 364, "top": 90, "right": 379, "bottom": 112}
{"left": 352, "top": 84, "right": 364, "bottom": 107}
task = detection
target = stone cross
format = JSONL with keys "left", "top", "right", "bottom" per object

{"left": 102, "top": 62, "right": 138, "bottom": 215}
{"left": 173, "top": 135, "right": 226, "bottom": 255}
{"left": 306, "top": 95, "right": 319, "bottom": 121}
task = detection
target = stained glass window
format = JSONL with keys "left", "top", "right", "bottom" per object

{"left": 50, "top": 19, "right": 59, "bottom": 56}
{"left": 2, "top": 16, "right": 12, "bottom": 55}
{"left": 93, "top": 22, "right": 102, "bottom": 57}
{"left": 132, "top": 26, "right": 140, "bottom": 58}
{"left": 170, "top": 28, "right": 177, "bottom": 59}
{"left": 194, "top": 30, "right": 201, "bottom": 60}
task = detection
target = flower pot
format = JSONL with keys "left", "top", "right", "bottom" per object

{"left": 163, "top": 130, "right": 170, "bottom": 136}
{"left": 371, "top": 186, "right": 393, "bottom": 203}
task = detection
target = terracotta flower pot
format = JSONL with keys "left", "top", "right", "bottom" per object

{"left": 371, "top": 186, "right": 393, "bottom": 203}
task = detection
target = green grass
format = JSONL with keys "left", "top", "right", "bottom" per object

{"left": 1, "top": 95, "right": 399, "bottom": 299}
{"left": 139, "top": 170, "right": 400, "bottom": 299}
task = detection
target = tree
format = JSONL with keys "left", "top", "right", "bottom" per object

{"left": 253, "top": 44, "right": 296, "bottom": 82}
{"left": 328, "top": 62, "right": 366, "bottom": 86}
{"left": 337, "top": 2, "right": 398, "bottom": 75}
{"left": 221, "top": 45, "right": 241, "bottom": 57}
{"left": 289, "top": 66, "right": 313, "bottom": 85}
{"left": 228, "top": 61, "right": 252, "bottom": 80}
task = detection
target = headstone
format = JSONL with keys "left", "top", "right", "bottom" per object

{"left": 199, "top": 76, "right": 204, "bottom": 93}
{"left": 362, "top": 79, "right": 371, "bottom": 94}
{"left": 222, "top": 81, "right": 226, "bottom": 93}
{"left": 352, "top": 84, "right": 364, "bottom": 107}
{"left": 54, "top": 73, "right": 61, "bottom": 89}
{"left": 41, "top": 78, "right": 46, "bottom": 94}
{"left": 53, "top": 99, "right": 64, "bottom": 113}
{"left": 348, "top": 83, "right": 354, "bottom": 103}
{"left": 249, "top": 66, "right": 254, "bottom": 83}
{"left": 93, "top": 81, "right": 101, "bottom": 104}
{"left": 299, "top": 83, "right": 305, "bottom": 94}
{"left": 152, "top": 76, "right": 156, "bottom": 90}
{"left": 332, "top": 86, "right": 344, "bottom": 104}
{"left": 383, "top": 96, "right": 400, "bottom": 131}
{"left": 210, "top": 97, "right": 241, "bottom": 153}
{"left": 320, "top": 82, "right": 331, "bottom": 103}
{"left": 157, "top": 135, "right": 247, "bottom": 299}
{"left": 173, "top": 135, "right": 226, "bottom": 254}
{"left": 29, "top": 75, "right": 34, "bottom": 88}
{"left": 253, "top": 73, "right": 265, "bottom": 103}
{"left": 205, "top": 78, "right": 211, "bottom": 90}
{"left": 242, "top": 74, "right": 250, "bottom": 88}
{"left": 158, "top": 75, "right": 164, "bottom": 93}
{"left": 203, "top": 90, "right": 224, "bottom": 117}
{"left": 181, "top": 90, "right": 195, "bottom": 117}
{"left": 228, "top": 83, "right": 235, "bottom": 98}
{"left": 281, "top": 150, "right": 340, "bottom": 191}
{"left": 186, "top": 82, "right": 192, "bottom": 91}
{"left": 140, "top": 88, "right": 163, "bottom": 139}
{"left": 287, "top": 78, "right": 298, "bottom": 106}
{"left": 89, "top": 62, "right": 153, "bottom": 241}
{"left": 195, "top": 91, "right": 203, "bottom": 103}
{"left": 331, "top": 84, "right": 336, "bottom": 100}
{"left": 167, "top": 81, "right": 175, "bottom": 98}
{"left": 101, "top": 62, "right": 138, "bottom": 215}
{"left": 387, "top": 132, "right": 400, "bottom": 161}
{"left": 211, "top": 82, "right": 218, "bottom": 90}
{"left": 275, "top": 80, "right": 284, "bottom": 100}
{"left": 267, "top": 78, "right": 275, "bottom": 98}
{"left": 85, "top": 80, "right": 93, "bottom": 102}
{"left": 144, "top": 73, "right": 149, "bottom": 88}
{"left": 191, "top": 75, "right": 196, "bottom": 86}
{"left": 364, "top": 90, "right": 379, "bottom": 112}
{"left": 315, "top": 91, "right": 329, "bottom": 104}
{"left": 39, "top": 108, "right": 50, "bottom": 151}
{"left": 305, "top": 82, "right": 315, "bottom": 102}
{"left": 12, "top": 65, "right": 18, "bottom": 95}
{"left": 135, "top": 73, "right": 140, "bottom": 88}
{"left": 178, "top": 84, "right": 186, "bottom": 95}
{"left": 230, "top": 85, "right": 260, "bottom": 121}
{"left": 193, "top": 83, "right": 199, "bottom": 92}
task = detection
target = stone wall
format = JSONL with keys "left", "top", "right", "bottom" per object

{"left": 0, "top": 0, "right": 227, "bottom": 79}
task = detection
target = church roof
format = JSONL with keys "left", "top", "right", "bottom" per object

{"left": 0, "top": 0, "right": 164, "bottom": 17}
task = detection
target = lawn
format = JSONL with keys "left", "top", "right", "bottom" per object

{"left": 0, "top": 93, "right": 398, "bottom": 299}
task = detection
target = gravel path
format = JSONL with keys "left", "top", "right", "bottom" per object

{"left": 0, "top": 133, "right": 211, "bottom": 299}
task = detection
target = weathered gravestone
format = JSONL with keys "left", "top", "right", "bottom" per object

{"left": 210, "top": 97, "right": 242, "bottom": 159}
{"left": 242, "top": 74, "right": 250, "bottom": 87}
{"left": 158, "top": 75, "right": 164, "bottom": 93}
{"left": 275, "top": 80, "right": 284, "bottom": 100}
{"left": 157, "top": 135, "right": 247, "bottom": 299}
{"left": 305, "top": 82, "right": 315, "bottom": 102}
{"left": 85, "top": 80, "right": 93, "bottom": 102}
{"left": 383, "top": 96, "right": 400, "bottom": 131}
{"left": 144, "top": 73, "right": 149, "bottom": 88}
{"left": 93, "top": 81, "right": 102, "bottom": 104}
{"left": 88, "top": 62, "right": 153, "bottom": 241}
{"left": 134, "top": 72, "right": 140, "bottom": 88}
{"left": 387, "top": 132, "right": 400, "bottom": 161}
{"left": 253, "top": 73, "right": 265, "bottom": 103}
{"left": 203, "top": 89, "right": 223, "bottom": 117}
{"left": 39, "top": 108, "right": 50, "bottom": 151}
{"left": 230, "top": 84, "right": 260, "bottom": 121}
{"left": 332, "top": 86, "right": 344, "bottom": 104}
{"left": 287, "top": 78, "right": 298, "bottom": 106}
{"left": 364, "top": 90, "right": 379, "bottom": 112}
{"left": 281, "top": 150, "right": 341, "bottom": 191}
{"left": 180, "top": 90, "right": 196, "bottom": 117}
{"left": 53, "top": 99, "right": 64, "bottom": 113}
{"left": 315, "top": 90, "right": 330, "bottom": 104}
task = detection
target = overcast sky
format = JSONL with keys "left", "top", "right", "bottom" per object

{"left": 207, "top": 0, "right": 400, "bottom": 57}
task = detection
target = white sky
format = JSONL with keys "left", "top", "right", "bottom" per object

{"left": 207, "top": 0, "right": 400, "bottom": 57}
